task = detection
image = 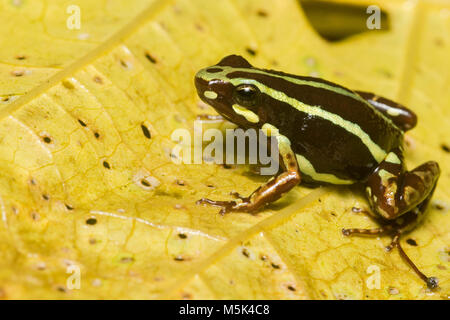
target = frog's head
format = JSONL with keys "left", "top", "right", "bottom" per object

{"left": 195, "top": 55, "right": 265, "bottom": 127}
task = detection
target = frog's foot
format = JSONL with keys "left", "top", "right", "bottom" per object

{"left": 196, "top": 198, "right": 238, "bottom": 215}
{"left": 342, "top": 227, "right": 387, "bottom": 237}
{"left": 196, "top": 196, "right": 263, "bottom": 215}
{"left": 229, "top": 191, "right": 249, "bottom": 201}
{"left": 343, "top": 210, "right": 439, "bottom": 290}
{"left": 387, "top": 232, "right": 439, "bottom": 290}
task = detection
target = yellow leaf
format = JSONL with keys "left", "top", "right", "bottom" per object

{"left": 0, "top": 0, "right": 448, "bottom": 300}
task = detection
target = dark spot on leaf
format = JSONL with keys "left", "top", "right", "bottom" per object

{"left": 434, "top": 203, "right": 444, "bottom": 210}
{"left": 195, "top": 23, "right": 204, "bottom": 32}
{"left": 242, "top": 248, "right": 250, "bottom": 258}
{"left": 62, "top": 80, "right": 74, "bottom": 89}
{"left": 174, "top": 256, "right": 184, "bottom": 262}
{"left": 93, "top": 76, "right": 103, "bottom": 84}
{"left": 42, "top": 194, "right": 49, "bottom": 201}
{"left": 94, "top": 132, "right": 100, "bottom": 139}
{"left": 120, "top": 60, "right": 128, "bottom": 68}
{"left": 15, "top": 55, "right": 26, "bottom": 60}
{"left": 246, "top": 47, "right": 257, "bottom": 56}
{"left": 141, "top": 124, "right": 151, "bottom": 139}
{"left": 89, "top": 238, "right": 97, "bottom": 245}
{"left": 207, "top": 184, "right": 215, "bottom": 188}
{"left": 120, "top": 257, "right": 134, "bottom": 263}
{"left": 145, "top": 52, "right": 157, "bottom": 64}
{"left": 182, "top": 292, "right": 192, "bottom": 299}
{"left": 78, "top": 119, "right": 87, "bottom": 127}
{"left": 271, "top": 263, "right": 280, "bottom": 269}
{"left": 260, "top": 254, "right": 267, "bottom": 261}
{"left": 56, "top": 286, "right": 67, "bottom": 293}
{"left": 65, "top": 204, "right": 74, "bottom": 210}
{"left": 178, "top": 233, "right": 187, "bottom": 239}
{"left": 287, "top": 285, "right": 296, "bottom": 291}
{"left": 86, "top": 218, "right": 97, "bottom": 225}
{"left": 141, "top": 179, "right": 150, "bottom": 187}
{"left": 176, "top": 180, "right": 185, "bottom": 186}
{"left": 2, "top": 97, "right": 9, "bottom": 102}
{"left": 11, "top": 70, "right": 24, "bottom": 77}
{"left": 43, "top": 136, "right": 52, "bottom": 144}
{"left": 222, "top": 164, "right": 232, "bottom": 169}
{"left": 406, "top": 238, "right": 418, "bottom": 246}
{"left": 441, "top": 144, "right": 450, "bottom": 153}
{"left": 31, "top": 212, "right": 40, "bottom": 221}
{"left": 103, "top": 161, "right": 110, "bottom": 169}
{"left": 257, "top": 9, "right": 268, "bottom": 17}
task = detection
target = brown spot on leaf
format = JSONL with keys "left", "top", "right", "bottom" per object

{"left": 246, "top": 47, "right": 257, "bottom": 56}
{"left": 257, "top": 9, "right": 268, "bottom": 17}
{"left": 86, "top": 218, "right": 97, "bottom": 225}
{"left": 93, "top": 76, "right": 103, "bottom": 84}
{"left": 120, "top": 257, "right": 134, "bottom": 263}
{"left": 11, "top": 70, "right": 24, "bottom": 77}
{"left": 62, "top": 80, "right": 75, "bottom": 89}
{"left": 145, "top": 52, "right": 157, "bottom": 64}
{"left": 141, "top": 124, "right": 151, "bottom": 139}
{"left": 287, "top": 285, "right": 296, "bottom": 291}
{"left": 140, "top": 179, "right": 150, "bottom": 187}
{"left": 103, "top": 161, "right": 110, "bottom": 169}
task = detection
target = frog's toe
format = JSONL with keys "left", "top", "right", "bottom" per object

{"left": 229, "top": 191, "right": 248, "bottom": 201}
{"left": 196, "top": 198, "right": 238, "bottom": 214}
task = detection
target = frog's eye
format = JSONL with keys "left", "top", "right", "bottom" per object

{"left": 233, "top": 84, "right": 260, "bottom": 107}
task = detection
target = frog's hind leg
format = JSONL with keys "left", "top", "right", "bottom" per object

{"left": 343, "top": 150, "right": 440, "bottom": 289}
{"left": 356, "top": 91, "right": 417, "bottom": 131}
{"left": 365, "top": 149, "right": 440, "bottom": 220}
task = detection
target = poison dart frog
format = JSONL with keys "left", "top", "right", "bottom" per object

{"left": 194, "top": 55, "right": 440, "bottom": 289}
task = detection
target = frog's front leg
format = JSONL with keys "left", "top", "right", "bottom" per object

{"left": 343, "top": 149, "right": 440, "bottom": 289}
{"left": 356, "top": 91, "right": 417, "bottom": 131}
{"left": 197, "top": 133, "right": 301, "bottom": 215}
